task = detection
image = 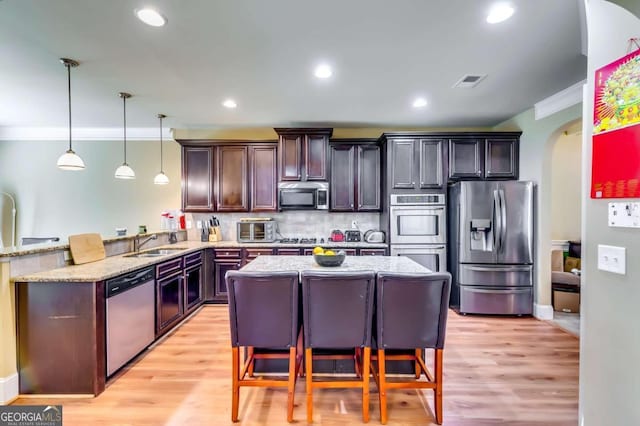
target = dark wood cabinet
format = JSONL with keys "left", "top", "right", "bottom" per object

{"left": 250, "top": 145, "right": 278, "bottom": 211}
{"left": 180, "top": 141, "right": 277, "bottom": 213}
{"left": 277, "top": 248, "right": 301, "bottom": 255}
{"left": 357, "top": 145, "right": 381, "bottom": 210}
{"left": 182, "top": 146, "right": 214, "bottom": 211}
{"left": 419, "top": 139, "right": 445, "bottom": 189}
{"left": 213, "top": 249, "right": 243, "bottom": 302}
{"left": 217, "top": 145, "right": 248, "bottom": 211}
{"left": 390, "top": 139, "right": 417, "bottom": 189}
{"left": 184, "top": 251, "right": 203, "bottom": 314}
{"left": 485, "top": 138, "right": 519, "bottom": 179}
{"left": 244, "top": 248, "right": 274, "bottom": 264}
{"left": 329, "top": 141, "right": 380, "bottom": 212}
{"left": 157, "top": 271, "right": 183, "bottom": 335}
{"left": 275, "top": 128, "right": 332, "bottom": 181}
{"left": 449, "top": 137, "right": 519, "bottom": 180}
{"left": 359, "top": 248, "right": 387, "bottom": 256}
{"left": 389, "top": 138, "right": 445, "bottom": 190}
{"left": 214, "top": 260, "right": 241, "bottom": 301}
{"left": 448, "top": 138, "right": 483, "bottom": 180}
{"left": 330, "top": 145, "right": 355, "bottom": 211}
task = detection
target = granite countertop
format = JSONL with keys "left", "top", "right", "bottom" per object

{"left": 12, "top": 241, "right": 211, "bottom": 283}
{"left": 0, "top": 230, "right": 187, "bottom": 258}
{"left": 241, "top": 255, "right": 430, "bottom": 274}
{"left": 11, "top": 240, "right": 389, "bottom": 283}
{"left": 205, "top": 240, "right": 388, "bottom": 249}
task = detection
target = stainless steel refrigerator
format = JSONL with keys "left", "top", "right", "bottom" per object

{"left": 448, "top": 181, "right": 534, "bottom": 315}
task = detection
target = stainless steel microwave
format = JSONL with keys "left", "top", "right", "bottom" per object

{"left": 278, "top": 182, "right": 329, "bottom": 210}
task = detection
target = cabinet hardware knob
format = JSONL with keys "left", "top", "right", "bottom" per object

{"left": 412, "top": 181, "right": 415, "bottom": 185}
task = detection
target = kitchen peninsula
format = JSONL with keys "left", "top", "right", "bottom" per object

{"left": 6, "top": 234, "right": 389, "bottom": 397}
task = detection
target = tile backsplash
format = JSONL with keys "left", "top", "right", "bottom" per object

{"left": 188, "top": 211, "right": 380, "bottom": 241}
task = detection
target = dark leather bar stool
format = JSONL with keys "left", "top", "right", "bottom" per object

{"left": 226, "top": 270, "right": 303, "bottom": 423}
{"left": 301, "top": 270, "right": 376, "bottom": 423}
{"left": 372, "top": 272, "right": 452, "bottom": 425}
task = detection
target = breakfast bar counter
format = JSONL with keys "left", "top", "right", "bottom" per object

{"left": 240, "top": 255, "right": 430, "bottom": 274}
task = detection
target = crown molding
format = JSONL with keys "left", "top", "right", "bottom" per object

{"left": 0, "top": 127, "right": 175, "bottom": 141}
{"left": 534, "top": 80, "right": 586, "bottom": 121}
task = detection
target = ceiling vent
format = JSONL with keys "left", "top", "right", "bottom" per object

{"left": 453, "top": 74, "right": 487, "bottom": 88}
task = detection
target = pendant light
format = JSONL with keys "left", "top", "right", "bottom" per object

{"left": 114, "top": 92, "right": 135, "bottom": 179}
{"left": 153, "top": 114, "right": 170, "bottom": 185}
{"left": 57, "top": 58, "right": 85, "bottom": 171}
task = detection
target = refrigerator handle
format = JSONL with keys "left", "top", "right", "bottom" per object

{"left": 499, "top": 189, "right": 507, "bottom": 251}
{"left": 492, "top": 189, "right": 502, "bottom": 251}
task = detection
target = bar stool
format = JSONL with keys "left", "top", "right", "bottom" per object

{"left": 371, "top": 272, "right": 452, "bottom": 425}
{"left": 225, "top": 270, "right": 303, "bottom": 423}
{"left": 300, "top": 270, "right": 376, "bottom": 423}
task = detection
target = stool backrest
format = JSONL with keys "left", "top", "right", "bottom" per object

{"left": 376, "top": 272, "right": 451, "bottom": 349}
{"left": 301, "top": 270, "right": 375, "bottom": 349}
{"left": 226, "top": 270, "right": 300, "bottom": 348}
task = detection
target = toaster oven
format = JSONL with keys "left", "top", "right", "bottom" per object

{"left": 236, "top": 219, "right": 276, "bottom": 243}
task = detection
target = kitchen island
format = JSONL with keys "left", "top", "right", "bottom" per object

{"left": 239, "top": 255, "right": 431, "bottom": 374}
{"left": 240, "top": 254, "right": 429, "bottom": 274}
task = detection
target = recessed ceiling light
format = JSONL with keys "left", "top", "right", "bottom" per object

{"left": 222, "top": 99, "right": 237, "bottom": 109}
{"left": 314, "top": 64, "right": 333, "bottom": 79}
{"left": 135, "top": 8, "right": 167, "bottom": 27}
{"left": 486, "top": 3, "right": 514, "bottom": 24}
{"left": 412, "top": 97, "right": 428, "bottom": 108}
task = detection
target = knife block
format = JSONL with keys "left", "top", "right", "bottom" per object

{"left": 208, "top": 226, "right": 221, "bottom": 242}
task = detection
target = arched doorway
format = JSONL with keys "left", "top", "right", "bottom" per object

{"left": 548, "top": 118, "right": 583, "bottom": 336}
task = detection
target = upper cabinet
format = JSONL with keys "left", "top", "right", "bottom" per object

{"left": 329, "top": 141, "right": 380, "bottom": 212}
{"left": 250, "top": 145, "right": 278, "bottom": 211}
{"left": 217, "top": 146, "right": 249, "bottom": 211}
{"left": 448, "top": 136, "right": 519, "bottom": 180}
{"left": 387, "top": 137, "right": 446, "bottom": 191}
{"left": 182, "top": 146, "right": 215, "bottom": 211}
{"left": 275, "top": 128, "right": 332, "bottom": 181}
{"left": 179, "top": 142, "right": 277, "bottom": 213}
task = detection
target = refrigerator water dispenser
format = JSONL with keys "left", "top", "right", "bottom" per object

{"left": 470, "top": 219, "right": 492, "bottom": 251}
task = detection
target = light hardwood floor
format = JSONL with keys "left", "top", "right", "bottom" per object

{"left": 12, "top": 305, "right": 579, "bottom": 425}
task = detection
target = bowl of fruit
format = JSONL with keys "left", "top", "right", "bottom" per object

{"left": 312, "top": 246, "right": 346, "bottom": 267}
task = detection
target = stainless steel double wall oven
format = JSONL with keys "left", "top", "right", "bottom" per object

{"left": 389, "top": 193, "right": 447, "bottom": 273}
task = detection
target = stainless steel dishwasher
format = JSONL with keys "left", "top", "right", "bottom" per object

{"left": 106, "top": 267, "right": 155, "bottom": 376}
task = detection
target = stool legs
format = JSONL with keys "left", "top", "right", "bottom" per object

{"left": 231, "top": 347, "right": 240, "bottom": 422}
{"left": 305, "top": 348, "right": 314, "bottom": 423}
{"left": 378, "top": 349, "right": 388, "bottom": 424}
{"left": 287, "top": 347, "right": 296, "bottom": 422}
{"left": 362, "top": 347, "right": 371, "bottom": 423}
{"left": 434, "top": 348, "right": 443, "bottom": 425}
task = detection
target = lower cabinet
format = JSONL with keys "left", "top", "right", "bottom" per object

{"left": 214, "top": 260, "right": 241, "bottom": 301}
{"left": 156, "top": 250, "right": 205, "bottom": 336}
{"left": 157, "top": 271, "right": 184, "bottom": 336}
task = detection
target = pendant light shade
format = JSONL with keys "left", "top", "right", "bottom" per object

{"left": 154, "top": 113, "right": 169, "bottom": 185}
{"left": 57, "top": 58, "right": 85, "bottom": 171}
{"left": 115, "top": 92, "right": 135, "bottom": 179}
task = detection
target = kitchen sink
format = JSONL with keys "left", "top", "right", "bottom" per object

{"left": 124, "top": 247, "right": 188, "bottom": 258}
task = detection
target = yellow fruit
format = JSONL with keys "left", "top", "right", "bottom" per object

{"left": 313, "top": 246, "right": 324, "bottom": 255}
{"left": 324, "top": 250, "right": 335, "bottom": 256}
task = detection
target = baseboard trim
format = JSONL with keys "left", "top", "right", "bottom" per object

{"left": 0, "top": 373, "right": 19, "bottom": 405}
{"left": 534, "top": 303, "right": 554, "bottom": 320}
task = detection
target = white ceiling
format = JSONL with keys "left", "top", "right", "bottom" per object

{"left": 0, "top": 0, "right": 587, "bottom": 131}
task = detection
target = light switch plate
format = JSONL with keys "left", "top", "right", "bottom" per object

{"left": 609, "top": 202, "right": 640, "bottom": 228}
{"left": 597, "top": 244, "right": 626, "bottom": 274}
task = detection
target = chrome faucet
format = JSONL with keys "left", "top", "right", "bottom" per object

{"left": 134, "top": 234, "right": 157, "bottom": 252}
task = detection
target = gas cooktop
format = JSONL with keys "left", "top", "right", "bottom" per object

{"left": 276, "top": 237, "right": 322, "bottom": 244}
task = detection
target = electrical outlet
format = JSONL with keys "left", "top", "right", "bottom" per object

{"left": 196, "top": 220, "right": 202, "bottom": 229}
{"left": 597, "top": 244, "right": 626, "bottom": 274}
{"left": 186, "top": 220, "right": 192, "bottom": 229}
{"left": 351, "top": 220, "right": 358, "bottom": 229}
